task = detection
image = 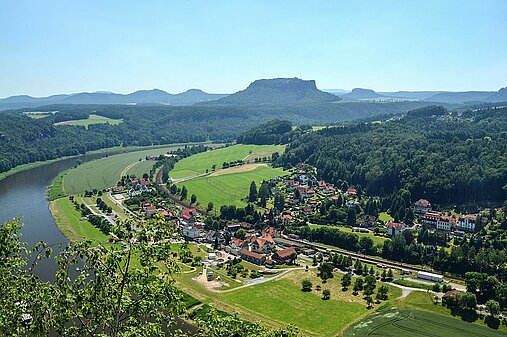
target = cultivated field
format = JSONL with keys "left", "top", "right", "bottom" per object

{"left": 343, "top": 308, "right": 505, "bottom": 337}
{"left": 63, "top": 145, "right": 195, "bottom": 194}
{"left": 54, "top": 114, "right": 123, "bottom": 128}
{"left": 170, "top": 144, "right": 285, "bottom": 179}
{"left": 178, "top": 165, "right": 287, "bottom": 207}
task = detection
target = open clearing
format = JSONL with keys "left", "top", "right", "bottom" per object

{"left": 208, "top": 163, "right": 267, "bottom": 177}
{"left": 63, "top": 145, "right": 198, "bottom": 194}
{"left": 343, "top": 308, "right": 505, "bottom": 337}
{"left": 309, "top": 224, "right": 388, "bottom": 246}
{"left": 170, "top": 144, "right": 285, "bottom": 179}
{"left": 178, "top": 165, "right": 287, "bottom": 207}
{"left": 54, "top": 114, "right": 123, "bottom": 128}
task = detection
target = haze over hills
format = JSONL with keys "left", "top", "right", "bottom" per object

{"left": 0, "top": 89, "right": 228, "bottom": 110}
{"left": 206, "top": 78, "right": 340, "bottom": 105}
{"left": 341, "top": 88, "right": 384, "bottom": 100}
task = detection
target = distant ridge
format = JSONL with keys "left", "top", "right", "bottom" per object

{"left": 0, "top": 89, "right": 228, "bottom": 110}
{"left": 209, "top": 78, "right": 340, "bottom": 105}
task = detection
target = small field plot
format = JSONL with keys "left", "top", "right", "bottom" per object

{"left": 220, "top": 278, "right": 367, "bottom": 337}
{"left": 178, "top": 166, "right": 287, "bottom": 207}
{"left": 63, "top": 145, "right": 188, "bottom": 194}
{"left": 54, "top": 114, "right": 123, "bottom": 128}
{"left": 308, "top": 224, "right": 388, "bottom": 246}
{"left": 170, "top": 144, "right": 285, "bottom": 179}
{"left": 343, "top": 308, "right": 505, "bottom": 337}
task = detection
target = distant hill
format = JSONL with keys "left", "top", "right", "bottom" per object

{"left": 486, "top": 87, "right": 507, "bottom": 102}
{"left": 209, "top": 78, "right": 340, "bottom": 105}
{"left": 379, "top": 91, "right": 446, "bottom": 100}
{"left": 0, "top": 89, "right": 227, "bottom": 110}
{"left": 424, "top": 91, "right": 495, "bottom": 104}
{"left": 341, "top": 88, "right": 384, "bottom": 100}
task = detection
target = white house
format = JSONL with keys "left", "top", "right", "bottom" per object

{"left": 386, "top": 222, "right": 406, "bottom": 236}
{"left": 182, "top": 224, "right": 203, "bottom": 239}
{"left": 457, "top": 214, "right": 477, "bottom": 232}
{"left": 436, "top": 216, "right": 455, "bottom": 231}
{"left": 414, "top": 199, "right": 432, "bottom": 214}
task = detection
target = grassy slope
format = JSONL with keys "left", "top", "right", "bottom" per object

{"left": 54, "top": 114, "right": 123, "bottom": 128}
{"left": 308, "top": 224, "right": 388, "bottom": 246}
{"left": 49, "top": 197, "right": 107, "bottom": 243}
{"left": 63, "top": 145, "right": 189, "bottom": 194}
{"left": 170, "top": 144, "right": 285, "bottom": 179}
{"left": 178, "top": 166, "right": 287, "bottom": 207}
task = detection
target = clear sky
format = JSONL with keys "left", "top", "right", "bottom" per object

{"left": 1, "top": 0, "right": 506, "bottom": 97}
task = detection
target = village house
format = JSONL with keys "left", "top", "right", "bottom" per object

{"left": 345, "top": 186, "right": 357, "bottom": 197}
{"left": 182, "top": 223, "right": 203, "bottom": 239}
{"left": 457, "top": 214, "right": 477, "bottom": 232}
{"left": 317, "top": 180, "right": 327, "bottom": 189}
{"left": 324, "top": 185, "right": 335, "bottom": 194}
{"left": 250, "top": 235, "right": 275, "bottom": 254}
{"left": 226, "top": 223, "right": 241, "bottom": 234}
{"left": 414, "top": 198, "right": 432, "bottom": 214}
{"left": 226, "top": 238, "right": 248, "bottom": 255}
{"left": 272, "top": 247, "right": 297, "bottom": 264}
{"left": 421, "top": 211, "right": 441, "bottom": 227}
{"left": 240, "top": 249, "right": 266, "bottom": 265}
{"left": 262, "top": 226, "right": 280, "bottom": 238}
{"left": 181, "top": 208, "right": 197, "bottom": 224}
{"left": 386, "top": 222, "right": 406, "bottom": 236}
{"left": 205, "top": 230, "right": 224, "bottom": 244}
{"left": 302, "top": 206, "right": 313, "bottom": 215}
{"left": 436, "top": 215, "right": 455, "bottom": 231}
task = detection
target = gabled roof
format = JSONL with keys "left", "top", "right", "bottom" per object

{"left": 240, "top": 249, "right": 264, "bottom": 260}
{"left": 274, "top": 247, "right": 297, "bottom": 259}
{"left": 387, "top": 222, "right": 404, "bottom": 230}
{"left": 182, "top": 208, "right": 197, "bottom": 220}
{"left": 415, "top": 198, "right": 431, "bottom": 207}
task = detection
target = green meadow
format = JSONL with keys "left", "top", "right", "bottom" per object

{"left": 170, "top": 144, "right": 285, "bottom": 179}
{"left": 178, "top": 165, "right": 287, "bottom": 207}
{"left": 54, "top": 114, "right": 123, "bottom": 128}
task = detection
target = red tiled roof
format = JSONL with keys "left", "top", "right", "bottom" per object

{"left": 240, "top": 249, "right": 264, "bottom": 260}
{"left": 387, "top": 222, "right": 404, "bottom": 230}
{"left": 275, "top": 247, "right": 297, "bottom": 259}
{"left": 182, "top": 208, "right": 197, "bottom": 220}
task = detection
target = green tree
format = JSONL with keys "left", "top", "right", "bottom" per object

{"left": 376, "top": 285, "right": 389, "bottom": 301}
{"left": 301, "top": 279, "right": 313, "bottom": 292}
{"left": 191, "top": 194, "right": 197, "bottom": 204}
{"left": 207, "top": 202, "right": 214, "bottom": 212}
{"left": 322, "top": 289, "right": 331, "bottom": 300}
{"left": 248, "top": 181, "right": 258, "bottom": 202}
{"left": 460, "top": 292, "right": 477, "bottom": 310}
{"left": 486, "top": 299, "right": 500, "bottom": 316}
{"left": 341, "top": 274, "right": 352, "bottom": 290}
{"left": 181, "top": 185, "right": 188, "bottom": 200}
{"left": 346, "top": 207, "right": 356, "bottom": 225}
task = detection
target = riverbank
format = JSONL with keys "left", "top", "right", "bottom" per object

{"left": 0, "top": 142, "right": 212, "bottom": 183}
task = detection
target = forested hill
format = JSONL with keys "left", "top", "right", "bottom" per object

{"left": 276, "top": 105, "right": 507, "bottom": 205}
{"left": 0, "top": 100, "right": 457, "bottom": 175}
{"left": 207, "top": 78, "right": 340, "bottom": 105}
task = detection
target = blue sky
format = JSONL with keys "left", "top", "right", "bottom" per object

{"left": 0, "top": 0, "right": 506, "bottom": 97}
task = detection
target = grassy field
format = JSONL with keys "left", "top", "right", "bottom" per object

{"left": 49, "top": 197, "right": 108, "bottom": 243}
{"left": 63, "top": 145, "right": 197, "bottom": 194}
{"left": 170, "top": 144, "right": 285, "bottom": 179}
{"left": 221, "top": 278, "right": 367, "bottom": 337}
{"left": 54, "top": 114, "right": 123, "bottom": 128}
{"left": 308, "top": 224, "right": 388, "bottom": 246}
{"left": 178, "top": 165, "right": 288, "bottom": 207}
{"left": 378, "top": 212, "right": 394, "bottom": 223}
{"left": 343, "top": 308, "right": 505, "bottom": 337}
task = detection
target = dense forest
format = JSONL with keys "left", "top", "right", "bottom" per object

{"left": 0, "top": 100, "right": 447, "bottom": 174}
{"left": 237, "top": 119, "right": 296, "bottom": 145}
{"left": 276, "top": 106, "right": 507, "bottom": 205}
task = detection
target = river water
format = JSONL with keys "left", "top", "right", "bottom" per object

{"left": 0, "top": 153, "right": 103, "bottom": 281}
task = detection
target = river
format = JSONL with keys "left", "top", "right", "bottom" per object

{"left": 0, "top": 153, "right": 104, "bottom": 281}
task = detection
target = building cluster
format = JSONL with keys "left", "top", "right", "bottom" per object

{"left": 180, "top": 208, "right": 298, "bottom": 267}
{"left": 415, "top": 199, "right": 479, "bottom": 233}
{"left": 112, "top": 177, "right": 152, "bottom": 197}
